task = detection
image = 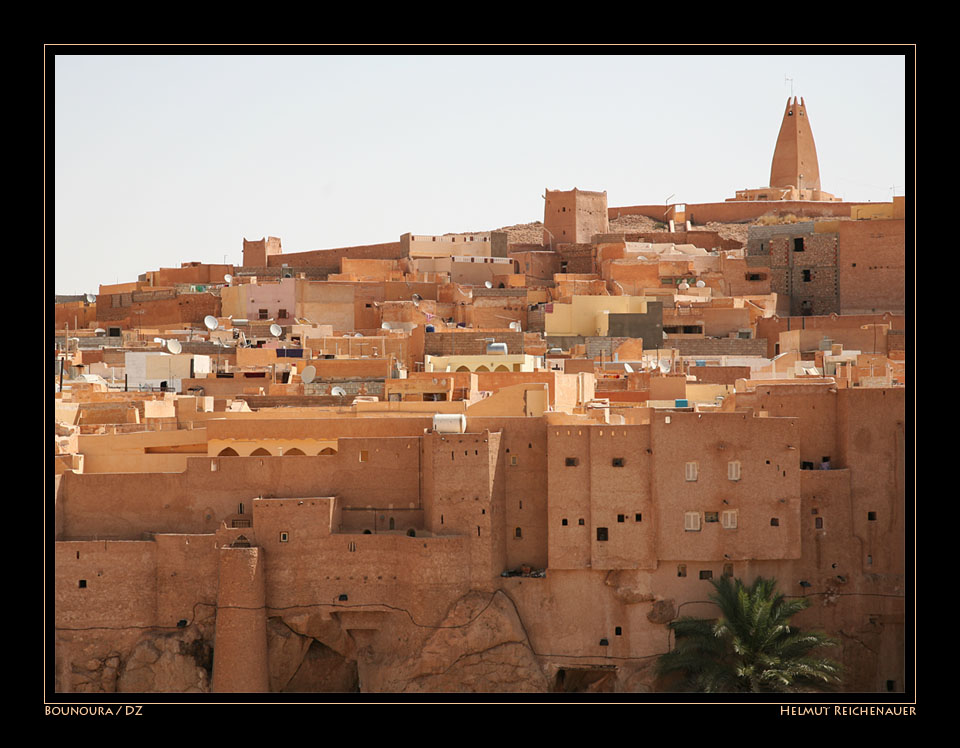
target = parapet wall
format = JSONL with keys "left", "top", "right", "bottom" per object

{"left": 611, "top": 202, "right": 867, "bottom": 225}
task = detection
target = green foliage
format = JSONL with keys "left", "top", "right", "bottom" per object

{"left": 656, "top": 576, "right": 842, "bottom": 693}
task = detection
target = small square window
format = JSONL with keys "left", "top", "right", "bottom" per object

{"left": 617, "top": 514, "right": 625, "bottom": 523}
{"left": 280, "top": 532, "right": 289, "bottom": 542}
{"left": 868, "top": 512, "right": 877, "bottom": 521}
{"left": 770, "top": 518, "right": 780, "bottom": 527}
{"left": 510, "top": 456, "right": 518, "bottom": 466}
{"left": 565, "top": 457, "right": 579, "bottom": 467}
{"left": 684, "top": 512, "right": 701, "bottom": 531}
{"left": 561, "top": 518, "right": 568, "bottom": 526}
{"left": 578, "top": 518, "right": 585, "bottom": 526}
{"left": 699, "top": 570, "right": 713, "bottom": 580}
{"left": 79, "top": 579, "right": 87, "bottom": 588}
{"left": 677, "top": 564, "right": 687, "bottom": 577}
{"left": 705, "top": 511, "right": 719, "bottom": 523}
{"left": 815, "top": 517, "right": 823, "bottom": 529}
{"left": 721, "top": 510, "right": 738, "bottom": 529}
{"left": 597, "top": 527, "right": 609, "bottom": 541}
{"left": 615, "top": 626, "right": 622, "bottom": 636}
{"left": 635, "top": 513, "right": 642, "bottom": 522}
{"left": 612, "top": 457, "right": 625, "bottom": 467}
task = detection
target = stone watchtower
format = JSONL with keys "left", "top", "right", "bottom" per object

{"left": 242, "top": 236, "right": 283, "bottom": 269}
{"left": 543, "top": 188, "right": 609, "bottom": 248}
{"left": 769, "top": 97, "right": 822, "bottom": 195}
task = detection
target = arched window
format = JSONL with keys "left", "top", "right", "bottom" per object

{"left": 318, "top": 447, "right": 337, "bottom": 455}
{"left": 218, "top": 447, "right": 239, "bottom": 457}
{"left": 285, "top": 448, "right": 305, "bottom": 456}
{"left": 250, "top": 447, "right": 271, "bottom": 456}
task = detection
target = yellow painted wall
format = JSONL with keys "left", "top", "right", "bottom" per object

{"left": 545, "top": 295, "right": 650, "bottom": 337}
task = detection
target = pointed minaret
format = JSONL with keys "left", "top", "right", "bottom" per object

{"left": 769, "top": 96, "right": 821, "bottom": 193}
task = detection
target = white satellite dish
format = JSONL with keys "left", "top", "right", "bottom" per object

{"left": 696, "top": 280, "right": 705, "bottom": 288}
{"left": 331, "top": 386, "right": 347, "bottom": 397}
{"left": 509, "top": 321, "right": 522, "bottom": 332}
{"left": 412, "top": 293, "right": 422, "bottom": 302}
{"left": 659, "top": 360, "right": 671, "bottom": 374}
{"left": 354, "top": 332, "right": 363, "bottom": 338}
{"left": 301, "top": 365, "right": 316, "bottom": 384}
{"left": 678, "top": 282, "right": 690, "bottom": 291}
{"left": 85, "top": 293, "right": 96, "bottom": 303}
{"left": 224, "top": 274, "right": 233, "bottom": 284}
{"left": 624, "top": 363, "right": 634, "bottom": 373}
{"left": 153, "top": 337, "right": 165, "bottom": 343}
{"left": 94, "top": 328, "right": 105, "bottom": 335}
{"left": 166, "top": 339, "right": 182, "bottom": 354}
{"left": 269, "top": 323, "right": 283, "bottom": 338}
{"left": 203, "top": 315, "right": 218, "bottom": 331}
{"left": 484, "top": 281, "right": 493, "bottom": 289}
{"left": 381, "top": 322, "right": 392, "bottom": 330}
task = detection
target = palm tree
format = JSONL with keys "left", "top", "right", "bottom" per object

{"left": 656, "top": 576, "right": 842, "bottom": 693}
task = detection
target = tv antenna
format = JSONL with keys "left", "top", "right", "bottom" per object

{"left": 785, "top": 75, "right": 794, "bottom": 97}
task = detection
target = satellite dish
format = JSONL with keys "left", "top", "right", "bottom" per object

{"left": 153, "top": 337, "right": 165, "bottom": 344}
{"left": 696, "top": 280, "right": 706, "bottom": 288}
{"left": 354, "top": 333, "right": 363, "bottom": 338}
{"left": 484, "top": 281, "right": 493, "bottom": 289}
{"left": 331, "top": 386, "right": 347, "bottom": 397}
{"left": 203, "top": 315, "right": 218, "bottom": 331}
{"left": 660, "top": 360, "right": 671, "bottom": 373}
{"left": 224, "top": 274, "right": 233, "bottom": 284}
{"left": 412, "top": 293, "right": 422, "bottom": 303}
{"left": 381, "top": 322, "right": 392, "bottom": 330}
{"left": 85, "top": 293, "right": 96, "bottom": 303}
{"left": 509, "top": 321, "right": 522, "bottom": 332}
{"left": 624, "top": 363, "right": 634, "bottom": 373}
{"left": 678, "top": 282, "right": 690, "bottom": 291}
{"left": 94, "top": 328, "right": 106, "bottom": 335}
{"left": 269, "top": 323, "right": 283, "bottom": 338}
{"left": 301, "top": 365, "right": 316, "bottom": 384}
{"left": 166, "top": 339, "right": 182, "bottom": 354}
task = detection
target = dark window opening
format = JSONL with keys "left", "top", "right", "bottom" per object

{"left": 815, "top": 517, "right": 823, "bottom": 529}
{"left": 801, "top": 461, "right": 815, "bottom": 470}
{"left": 699, "top": 570, "right": 713, "bottom": 580}
{"left": 705, "top": 511, "right": 719, "bottom": 523}
{"left": 802, "top": 269, "right": 811, "bottom": 282}
{"left": 794, "top": 238, "right": 804, "bottom": 252}
{"left": 515, "top": 527, "right": 522, "bottom": 538}
{"left": 79, "top": 579, "right": 87, "bottom": 588}
{"left": 868, "top": 512, "right": 877, "bottom": 521}
{"left": 562, "top": 518, "right": 568, "bottom": 526}
{"left": 599, "top": 638, "right": 608, "bottom": 646}
{"left": 597, "top": 527, "right": 608, "bottom": 542}
{"left": 615, "top": 627, "right": 622, "bottom": 636}
{"left": 407, "top": 528, "right": 417, "bottom": 537}
{"left": 338, "top": 594, "right": 348, "bottom": 601}
{"left": 635, "top": 513, "right": 642, "bottom": 522}
{"left": 617, "top": 514, "right": 625, "bottom": 523}
{"left": 677, "top": 564, "right": 687, "bottom": 577}
{"left": 565, "top": 457, "right": 579, "bottom": 467}
{"left": 578, "top": 518, "right": 585, "bottom": 526}
{"left": 770, "top": 518, "right": 780, "bottom": 526}
{"left": 612, "top": 457, "right": 625, "bottom": 467}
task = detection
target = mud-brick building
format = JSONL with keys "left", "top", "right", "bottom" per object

{"left": 54, "top": 380, "right": 905, "bottom": 694}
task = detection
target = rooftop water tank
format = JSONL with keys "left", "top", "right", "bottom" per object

{"left": 675, "top": 399, "right": 689, "bottom": 408}
{"left": 486, "top": 342, "right": 508, "bottom": 355}
{"left": 433, "top": 413, "right": 466, "bottom": 433}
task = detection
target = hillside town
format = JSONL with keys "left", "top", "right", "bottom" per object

{"left": 51, "top": 97, "right": 908, "bottom": 694}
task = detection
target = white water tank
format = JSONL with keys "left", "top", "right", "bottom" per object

{"left": 433, "top": 413, "right": 466, "bottom": 433}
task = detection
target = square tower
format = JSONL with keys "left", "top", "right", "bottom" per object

{"left": 543, "top": 188, "right": 609, "bottom": 247}
{"left": 242, "top": 236, "right": 283, "bottom": 268}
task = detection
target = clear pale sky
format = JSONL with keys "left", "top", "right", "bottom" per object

{"left": 52, "top": 51, "right": 910, "bottom": 296}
